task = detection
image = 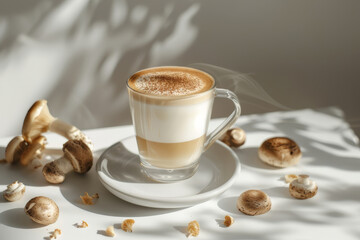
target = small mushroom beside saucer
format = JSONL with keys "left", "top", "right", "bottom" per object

{"left": 220, "top": 128, "right": 246, "bottom": 148}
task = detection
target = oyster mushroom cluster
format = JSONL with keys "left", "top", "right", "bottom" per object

{"left": 4, "top": 100, "right": 93, "bottom": 184}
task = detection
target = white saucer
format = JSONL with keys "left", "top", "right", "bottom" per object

{"left": 96, "top": 136, "right": 240, "bottom": 208}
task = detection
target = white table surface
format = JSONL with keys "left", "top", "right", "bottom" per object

{"left": 1, "top": 107, "right": 359, "bottom": 240}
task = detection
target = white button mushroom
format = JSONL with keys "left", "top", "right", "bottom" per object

{"left": 258, "top": 137, "right": 302, "bottom": 168}
{"left": 237, "top": 190, "right": 272, "bottom": 216}
{"left": 25, "top": 196, "right": 59, "bottom": 225}
{"left": 3, "top": 181, "right": 26, "bottom": 201}
{"left": 289, "top": 174, "right": 318, "bottom": 199}
{"left": 42, "top": 139, "right": 93, "bottom": 184}
{"left": 22, "top": 100, "right": 93, "bottom": 150}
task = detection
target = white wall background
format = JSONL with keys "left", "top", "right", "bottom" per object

{"left": 0, "top": 0, "right": 359, "bottom": 138}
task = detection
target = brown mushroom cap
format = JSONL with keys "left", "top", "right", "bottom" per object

{"left": 63, "top": 139, "right": 93, "bottom": 173}
{"left": 258, "top": 137, "right": 301, "bottom": 168}
{"left": 5, "top": 136, "right": 29, "bottom": 164}
{"left": 25, "top": 196, "right": 59, "bottom": 225}
{"left": 237, "top": 190, "right": 271, "bottom": 216}
{"left": 22, "top": 100, "right": 55, "bottom": 142}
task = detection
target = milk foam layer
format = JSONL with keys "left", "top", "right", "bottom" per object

{"left": 130, "top": 98, "right": 213, "bottom": 143}
{"left": 128, "top": 67, "right": 214, "bottom": 96}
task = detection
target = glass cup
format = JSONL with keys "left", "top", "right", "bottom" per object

{"left": 127, "top": 66, "right": 241, "bottom": 182}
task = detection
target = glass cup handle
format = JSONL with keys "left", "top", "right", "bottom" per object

{"left": 203, "top": 88, "right": 241, "bottom": 152}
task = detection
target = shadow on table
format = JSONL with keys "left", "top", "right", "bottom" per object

{"left": 0, "top": 208, "right": 43, "bottom": 229}
{"left": 233, "top": 108, "right": 360, "bottom": 172}
{"left": 58, "top": 148, "right": 184, "bottom": 217}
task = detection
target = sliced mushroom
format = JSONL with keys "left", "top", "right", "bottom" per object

{"left": 220, "top": 128, "right": 246, "bottom": 148}
{"left": 3, "top": 181, "right": 26, "bottom": 201}
{"left": 42, "top": 139, "right": 93, "bottom": 184}
{"left": 22, "top": 100, "right": 93, "bottom": 150}
{"left": 258, "top": 137, "right": 301, "bottom": 168}
{"left": 289, "top": 174, "right": 318, "bottom": 199}
{"left": 237, "top": 190, "right": 271, "bottom": 216}
{"left": 25, "top": 196, "right": 59, "bottom": 225}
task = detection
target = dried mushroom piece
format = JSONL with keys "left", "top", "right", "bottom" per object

{"left": 80, "top": 192, "right": 99, "bottom": 205}
{"left": 106, "top": 225, "right": 116, "bottom": 237}
{"left": 224, "top": 215, "right": 234, "bottom": 227}
{"left": 121, "top": 219, "right": 135, "bottom": 232}
{"left": 187, "top": 220, "right": 200, "bottom": 237}
{"left": 50, "top": 229, "right": 61, "bottom": 239}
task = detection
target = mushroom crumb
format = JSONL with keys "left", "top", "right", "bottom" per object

{"left": 106, "top": 225, "right": 116, "bottom": 237}
{"left": 78, "top": 220, "right": 88, "bottom": 228}
{"left": 187, "top": 220, "right": 200, "bottom": 237}
{"left": 285, "top": 174, "right": 298, "bottom": 183}
{"left": 121, "top": 219, "right": 135, "bottom": 232}
{"left": 224, "top": 215, "right": 234, "bottom": 227}
{"left": 80, "top": 192, "right": 99, "bottom": 205}
{"left": 50, "top": 228, "right": 61, "bottom": 239}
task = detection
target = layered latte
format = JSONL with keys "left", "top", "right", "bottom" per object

{"left": 127, "top": 67, "right": 215, "bottom": 169}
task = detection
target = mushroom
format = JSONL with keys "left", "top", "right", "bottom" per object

{"left": 5, "top": 136, "right": 28, "bottom": 164}
{"left": 20, "top": 135, "right": 47, "bottom": 166}
{"left": 42, "top": 139, "right": 93, "bottom": 184}
{"left": 22, "top": 100, "right": 93, "bottom": 150}
{"left": 220, "top": 128, "right": 246, "bottom": 148}
{"left": 3, "top": 181, "right": 26, "bottom": 201}
{"left": 5, "top": 135, "right": 47, "bottom": 166}
{"left": 25, "top": 196, "right": 59, "bottom": 225}
{"left": 237, "top": 190, "right": 271, "bottom": 216}
{"left": 289, "top": 174, "right": 318, "bottom": 199}
{"left": 258, "top": 137, "right": 301, "bottom": 168}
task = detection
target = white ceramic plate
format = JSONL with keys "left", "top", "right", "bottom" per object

{"left": 96, "top": 136, "right": 240, "bottom": 208}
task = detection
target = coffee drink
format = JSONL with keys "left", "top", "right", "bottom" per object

{"left": 128, "top": 67, "right": 215, "bottom": 170}
{"left": 127, "top": 66, "right": 214, "bottom": 96}
{"left": 127, "top": 66, "right": 240, "bottom": 182}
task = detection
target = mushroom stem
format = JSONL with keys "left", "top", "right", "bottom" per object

{"left": 55, "top": 156, "right": 74, "bottom": 175}
{"left": 42, "top": 140, "right": 93, "bottom": 184}
{"left": 298, "top": 174, "right": 310, "bottom": 185}
{"left": 42, "top": 157, "right": 73, "bottom": 184}
{"left": 49, "top": 119, "right": 93, "bottom": 150}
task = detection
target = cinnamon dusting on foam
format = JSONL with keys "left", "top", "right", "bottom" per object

{"left": 128, "top": 67, "right": 214, "bottom": 96}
